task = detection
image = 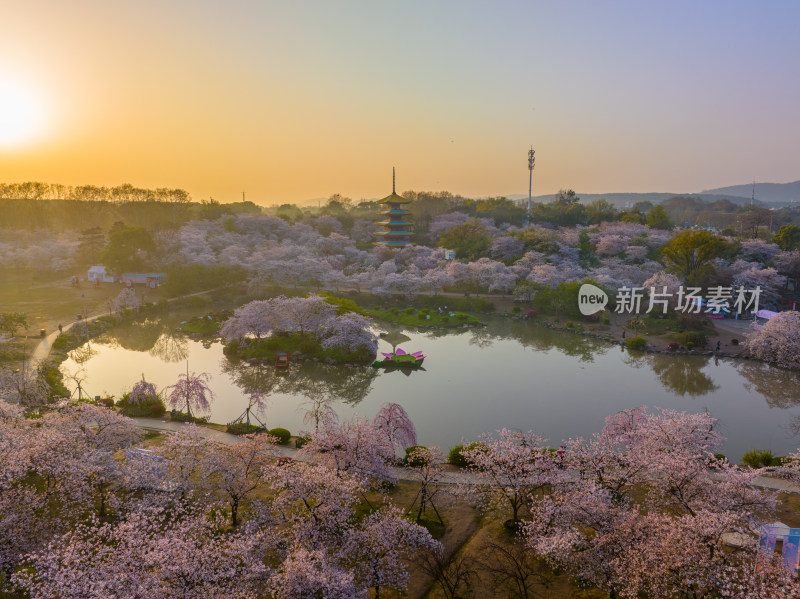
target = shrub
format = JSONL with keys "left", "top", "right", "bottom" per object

{"left": 389, "top": 307, "right": 399, "bottom": 315}
{"left": 731, "top": 338, "right": 739, "bottom": 346}
{"left": 667, "top": 342, "right": 680, "bottom": 351}
{"left": 170, "top": 410, "right": 207, "bottom": 424}
{"left": 678, "top": 331, "right": 707, "bottom": 347}
{"left": 565, "top": 321, "right": 574, "bottom": 329}
{"left": 118, "top": 392, "right": 166, "bottom": 417}
{"left": 227, "top": 423, "right": 265, "bottom": 436}
{"left": 295, "top": 436, "right": 311, "bottom": 449}
{"left": 404, "top": 307, "right": 415, "bottom": 314}
{"left": 404, "top": 446, "right": 429, "bottom": 467}
{"left": 511, "top": 305, "right": 521, "bottom": 314}
{"left": 741, "top": 449, "right": 777, "bottom": 468}
{"left": 447, "top": 442, "right": 485, "bottom": 467}
{"left": 526, "top": 309, "right": 536, "bottom": 319}
{"left": 448, "top": 444, "right": 467, "bottom": 467}
{"left": 98, "top": 397, "right": 115, "bottom": 408}
{"left": 625, "top": 336, "right": 647, "bottom": 351}
{"left": 455, "top": 313, "right": 470, "bottom": 321}
{"left": 268, "top": 427, "right": 291, "bottom": 444}
{"left": 602, "top": 316, "right": 611, "bottom": 325}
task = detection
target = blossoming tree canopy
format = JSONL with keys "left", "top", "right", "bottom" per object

{"left": 745, "top": 310, "right": 800, "bottom": 370}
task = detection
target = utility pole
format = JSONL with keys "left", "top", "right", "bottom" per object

{"left": 527, "top": 147, "right": 535, "bottom": 212}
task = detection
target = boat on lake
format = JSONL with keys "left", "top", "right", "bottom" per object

{"left": 372, "top": 347, "right": 425, "bottom": 368}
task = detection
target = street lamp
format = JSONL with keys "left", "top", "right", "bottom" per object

{"left": 527, "top": 147, "right": 535, "bottom": 212}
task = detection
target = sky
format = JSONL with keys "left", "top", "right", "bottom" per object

{"left": 1, "top": 1, "right": 799, "bottom": 205}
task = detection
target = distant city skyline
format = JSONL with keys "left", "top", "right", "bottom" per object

{"left": 1, "top": 1, "right": 798, "bottom": 204}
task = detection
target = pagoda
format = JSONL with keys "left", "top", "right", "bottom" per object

{"left": 374, "top": 168, "right": 414, "bottom": 247}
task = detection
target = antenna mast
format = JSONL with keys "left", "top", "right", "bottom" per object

{"left": 527, "top": 147, "right": 536, "bottom": 212}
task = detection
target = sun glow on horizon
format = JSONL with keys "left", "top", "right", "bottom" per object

{"left": 0, "top": 77, "right": 45, "bottom": 148}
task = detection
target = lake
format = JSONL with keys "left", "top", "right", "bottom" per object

{"left": 60, "top": 315, "right": 800, "bottom": 461}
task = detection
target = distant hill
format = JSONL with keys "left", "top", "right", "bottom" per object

{"left": 505, "top": 192, "right": 757, "bottom": 208}
{"left": 701, "top": 181, "right": 800, "bottom": 204}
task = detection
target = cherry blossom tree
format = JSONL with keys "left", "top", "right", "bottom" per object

{"left": 525, "top": 407, "right": 785, "bottom": 599}
{"left": 490, "top": 236, "right": 525, "bottom": 261}
{"left": 164, "top": 370, "right": 215, "bottom": 419}
{"left": 267, "top": 547, "right": 364, "bottom": 599}
{"left": 732, "top": 267, "right": 786, "bottom": 307}
{"left": 263, "top": 461, "right": 363, "bottom": 546}
{"left": 13, "top": 499, "right": 268, "bottom": 599}
{"left": 461, "top": 429, "right": 563, "bottom": 526}
{"left": 739, "top": 238, "right": 781, "bottom": 263}
{"left": 299, "top": 396, "right": 339, "bottom": 433}
{"left": 298, "top": 417, "right": 396, "bottom": 487}
{"left": 642, "top": 270, "right": 683, "bottom": 310}
{"left": 109, "top": 288, "right": 140, "bottom": 315}
{"left": 595, "top": 234, "right": 628, "bottom": 256}
{"left": 343, "top": 507, "right": 441, "bottom": 599}
{"left": 126, "top": 374, "right": 158, "bottom": 406}
{"left": 373, "top": 402, "right": 417, "bottom": 454}
{"left": 744, "top": 310, "right": 800, "bottom": 370}
{"left": 0, "top": 364, "right": 51, "bottom": 407}
{"left": 422, "top": 268, "right": 454, "bottom": 295}
{"left": 156, "top": 424, "right": 215, "bottom": 497}
{"left": 204, "top": 433, "right": 278, "bottom": 526}
{"left": 320, "top": 313, "right": 378, "bottom": 355}
{"left": 623, "top": 244, "right": 648, "bottom": 262}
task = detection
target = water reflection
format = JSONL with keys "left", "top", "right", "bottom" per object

{"left": 100, "top": 319, "right": 190, "bottom": 363}
{"left": 149, "top": 333, "right": 189, "bottom": 363}
{"left": 223, "top": 358, "right": 378, "bottom": 407}
{"left": 449, "top": 318, "right": 611, "bottom": 363}
{"left": 102, "top": 319, "right": 164, "bottom": 352}
{"left": 737, "top": 360, "right": 800, "bottom": 409}
{"left": 624, "top": 352, "right": 719, "bottom": 397}
{"left": 68, "top": 343, "right": 98, "bottom": 366}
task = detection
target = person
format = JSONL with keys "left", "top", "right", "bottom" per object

{"left": 58, "top": 324, "right": 63, "bottom": 335}
{"left": 716, "top": 340, "right": 721, "bottom": 351}
{"left": 622, "top": 329, "right": 626, "bottom": 340}
{"left": 556, "top": 445, "right": 566, "bottom": 468}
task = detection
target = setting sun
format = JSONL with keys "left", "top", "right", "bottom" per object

{"left": 0, "top": 77, "right": 42, "bottom": 148}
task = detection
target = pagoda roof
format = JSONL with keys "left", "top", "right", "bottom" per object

{"left": 377, "top": 192, "right": 413, "bottom": 205}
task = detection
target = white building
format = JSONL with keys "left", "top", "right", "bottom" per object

{"left": 88, "top": 265, "right": 115, "bottom": 283}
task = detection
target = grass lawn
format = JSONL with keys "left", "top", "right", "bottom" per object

{"left": 365, "top": 307, "right": 480, "bottom": 328}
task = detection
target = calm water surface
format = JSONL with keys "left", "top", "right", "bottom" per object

{"left": 61, "top": 316, "right": 800, "bottom": 461}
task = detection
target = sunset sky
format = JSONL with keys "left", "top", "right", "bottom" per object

{"left": 1, "top": 1, "right": 798, "bottom": 205}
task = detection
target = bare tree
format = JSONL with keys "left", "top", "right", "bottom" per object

{"left": 476, "top": 540, "right": 552, "bottom": 599}
{"left": 416, "top": 543, "right": 476, "bottom": 599}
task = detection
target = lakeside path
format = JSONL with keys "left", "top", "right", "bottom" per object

{"left": 130, "top": 417, "right": 800, "bottom": 492}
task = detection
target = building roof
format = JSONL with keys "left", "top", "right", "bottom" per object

{"left": 377, "top": 192, "right": 412, "bottom": 205}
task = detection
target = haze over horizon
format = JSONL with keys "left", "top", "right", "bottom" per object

{"left": 2, "top": 1, "right": 798, "bottom": 205}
